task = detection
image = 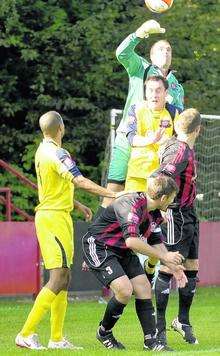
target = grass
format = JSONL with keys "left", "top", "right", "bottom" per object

{"left": 0, "top": 287, "right": 220, "bottom": 355}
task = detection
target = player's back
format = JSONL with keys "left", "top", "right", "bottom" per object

{"left": 160, "top": 136, "right": 197, "bottom": 208}
{"left": 35, "top": 139, "right": 74, "bottom": 212}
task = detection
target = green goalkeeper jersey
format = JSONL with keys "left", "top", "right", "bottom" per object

{"left": 116, "top": 33, "right": 184, "bottom": 133}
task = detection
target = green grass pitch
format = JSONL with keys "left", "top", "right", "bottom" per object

{"left": 0, "top": 287, "right": 220, "bottom": 355}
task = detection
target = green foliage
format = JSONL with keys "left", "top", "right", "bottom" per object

{"left": 0, "top": 0, "right": 219, "bottom": 219}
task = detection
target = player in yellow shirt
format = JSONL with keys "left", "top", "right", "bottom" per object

{"left": 15, "top": 111, "right": 115, "bottom": 350}
{"left": 125, "top": 76, "right": 179, "bottom": 192}
{"left": 125, "top": 76, "right": 180, "bottom": 281}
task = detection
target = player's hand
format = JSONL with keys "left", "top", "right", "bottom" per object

{"left": 173, "top": 269, "right": 188, "bottom": 288}
{"left": 161, "top": 210, "right": 170, "bottom": 223}
{"left": 76, "top": 202, "right": 93, "bottom": 221}
{"left": 163, "top": 251, "right": 184, "bottom": 265}
{"left": 147, "top": 128, "right": 166, "bottom": 144}
{"left": 82, "top": 261, "right": 89, "bottom": 272}
{"left": 135, "top": 20, "right": 166, "bottom": 39}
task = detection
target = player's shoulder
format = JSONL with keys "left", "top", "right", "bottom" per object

{"left": 165, "top": 103, "right": 182, "bottom": 119}
{"left": 167, "top": 70, "right": 181, "bottom": 83}
{"left": 165, "top": 136, "right": 188, "bottom": 157}
{"left": 114, "top": 191, "right": 147, "bottom": 209}
{"left": 135, "top": 100, "right": 148, "bottom": 113}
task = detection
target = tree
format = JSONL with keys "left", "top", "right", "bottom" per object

{"left": 0, "top": 0, "right": 219, "bottom": 219}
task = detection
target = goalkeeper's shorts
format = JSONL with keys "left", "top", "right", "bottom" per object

{"left": 107, "top": 132, "right": 131, "bottom": 184}
{"left": 35, "top": 210, "right": 74, "bottom": 269}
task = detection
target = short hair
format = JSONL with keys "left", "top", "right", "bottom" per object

{"left": 39, "top": 111, "right": 63, "bottom": 137}
{"left": 144, "top": 75, "right": 169, "bottom": 90}
{"left": 150, "top": 40, "right": 172, "bottom": 58}
{"left": 148, "top": 174, "right": 179, "bottom": 200}
{"left": 175, "top": 108, "right": 201, "bottom": 134}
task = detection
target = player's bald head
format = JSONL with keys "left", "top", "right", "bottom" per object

{"left": 39, "top": 111, "right": 64, "bottom": 137}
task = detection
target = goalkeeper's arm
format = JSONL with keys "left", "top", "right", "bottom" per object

{"left": 116, "top": 19, "right": 165, "bottom": 77}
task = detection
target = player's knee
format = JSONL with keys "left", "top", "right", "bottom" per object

{"left": 49, "top": 268, "right": 70, "bottom": 292}
{"left": 117, "top": 283, "right": 133, "bottom": 302}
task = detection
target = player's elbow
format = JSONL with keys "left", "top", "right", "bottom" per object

{"left": 125, "top": 237, "right": 137, "bottom": 249}
{"left": 73, "top": 175, "right": 85, "bottom": 187}
{"left": 116, "top": 46, "right": 122, "bottom": 59}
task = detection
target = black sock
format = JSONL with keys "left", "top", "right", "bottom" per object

{"left": 93, "top": 206, "right": 106, "bottom": 222}
{"left": 135, "top": 299, "right": 156, "bottom": 341}
{"left": 99, "top": 296, "right": 126, "bottom": 334}
{"left": 155, "top": 271, "right": 173, "bottom": 333}
{"left": 178, "top": 271, "right": 197, "bottom": 325}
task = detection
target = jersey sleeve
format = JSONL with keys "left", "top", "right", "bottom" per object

{"left": 53, "top": 148, "right": 82, "bottom": 182}
{"left": 159, "top": 140, "right": 188, "bottom": 177}
{"left": 125, "top": 104, "right": 137, "bottom": 145}
{"left": 113, "top": 194, "right": 144, "bottom": 240}
{"left": 116, "top": 33, "right": 150, "bottom": 76}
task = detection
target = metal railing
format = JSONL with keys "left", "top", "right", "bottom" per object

{"left": 0, "top": 159, "right": 37, "bottom": 221}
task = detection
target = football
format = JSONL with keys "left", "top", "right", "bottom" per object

{"left": 145, "top": 0, "right": 174, "bottom": 13}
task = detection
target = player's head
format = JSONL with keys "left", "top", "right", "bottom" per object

{"left": 147, "top": 174, "right": 178, "bottom": 211}
{"left": 150, "top": 40, "right": 172, "bottom": 70}
{"left": 144, "top": 76, "right": 168, "bottom": 110}
{"left": 174, "top": 108, "right": 201, "bottom": 138}
{"left": 39, "top": 111, "right": 65, "bottom": 139}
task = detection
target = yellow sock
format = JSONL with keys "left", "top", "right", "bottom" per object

{"left": 21, "top": 287, "right": 56, "bottom": 337}
{"left": 50, "top": 291, "right": 68, "bottom": 341}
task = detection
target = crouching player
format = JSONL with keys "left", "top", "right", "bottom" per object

{"left": 82, "top": 174, "right": 187, "bottom": 352}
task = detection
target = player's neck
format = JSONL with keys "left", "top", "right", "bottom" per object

{"left": 158, "top": 65, "right": 169, "bottom": 77}
{"left": 177, "top": 134, "right": 195, "bottom": 149}
{"left": 44, "top": 134, "right": 62, "bottom": 147}
{"left": 145, "top": 194, "right": 158, "bottom": 211}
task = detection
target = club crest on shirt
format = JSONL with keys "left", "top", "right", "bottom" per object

{"left": 171, "top": 83, "right": 177, "bottom": 89}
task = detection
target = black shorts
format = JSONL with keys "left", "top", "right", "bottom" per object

{"left": 82, "top": 233, "right": 144, "bottom": 287}
{"left": 162, "top": 207, "right": 199, "bottom": 260}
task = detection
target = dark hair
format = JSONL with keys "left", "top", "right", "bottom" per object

{"left": 175, "top": 108, "right": 201, "bottom": 134}
{"left": 148, "top": 174, "right": 179, "bottom": 200}
{"left": 144, "top": 75, "right": 169, "bottom": 90}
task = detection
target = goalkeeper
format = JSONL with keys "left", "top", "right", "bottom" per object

{"left": 102, "top": 19, "right": 184, "bottom": 208}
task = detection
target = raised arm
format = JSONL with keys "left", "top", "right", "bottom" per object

{"left": 116, "top": 20, "right": 165, "bottom": 76}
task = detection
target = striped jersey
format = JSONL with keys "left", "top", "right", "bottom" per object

{"left": 156, "top": 136, "right": 197, "bottom": 207}
{"left": 88, "top": 192, "right": 163, "bottom": 250}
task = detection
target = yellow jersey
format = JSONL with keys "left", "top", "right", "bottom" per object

{"left": 35, "top": 139, "right": 82, "bottom": 212}
{"left": 126, "top": 101, "right": 178, "bottom": 179}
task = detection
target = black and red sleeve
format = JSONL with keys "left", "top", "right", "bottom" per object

{"left": 113, "top": 194, "right": 144, "bottom": 240}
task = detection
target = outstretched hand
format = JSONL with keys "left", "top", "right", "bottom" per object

{"left": 136, "top": 20, "right": 166, "bottom": 39}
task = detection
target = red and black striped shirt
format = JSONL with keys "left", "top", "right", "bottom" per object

{"left": 157, "top": 136, "right": 197, "bottom": 207}
{"left": 88, "top": 192, "right": 163, "bottom": 250}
